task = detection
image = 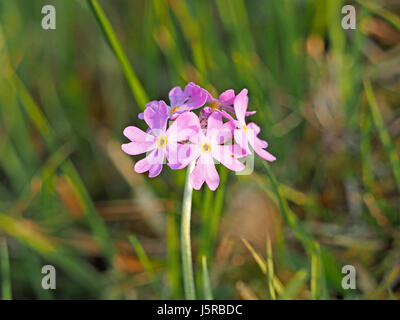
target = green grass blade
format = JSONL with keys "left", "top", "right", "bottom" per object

{"left": 279, "top": 269, "right": 308, "bottom": 300}
{"left": 0, "top": 137, "right": 27, "bottom": 192}
{"left": 168, "top": 0, "right": 207, "bottom": 77}
{"left": 87, "top": 0, "right": 149, "bottom": 109}
{"left": 201, "top": 256, "right": 213, "bottom": 300}
{"left": 151, "top": 0, "right": 187, "bottom": 83}
{"left": 311, "top": 242, "right": 327, "bottom": 300}
{"left": 0, "top": 237, "right": 12, "bottom": 300}
{"left": 360, "top": 105, "right": 375, "bottom": 191}
{"left": 12, "top": 75, "right": 56, "bottom": 147}
{"left": 129, "top": 235, "right": 162, "bottom": 298}
{"left": 364, "top": 80, "right": 400, "bottom": 196}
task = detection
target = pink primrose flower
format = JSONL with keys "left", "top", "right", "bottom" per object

{"left": 122, "top": 101, "right": 200, "bottom": 177}
{"left": 232, "top": 89, "right": 276, "bottom": 162}
{"left": 177, "top": 112, "right": 246, "bottom": 190}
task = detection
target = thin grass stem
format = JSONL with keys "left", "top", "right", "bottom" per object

{"left": 87, "top": 0, "right": 149, "bottom": 108}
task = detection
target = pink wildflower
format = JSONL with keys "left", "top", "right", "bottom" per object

{"left": 122, "top": 101, "right": 200, "bottom": 177}
{"left": 232, "top": 89, "right": 276, "bottom": 162}
{"left": 178, "top": 112, "right": 245, "bottom": 190}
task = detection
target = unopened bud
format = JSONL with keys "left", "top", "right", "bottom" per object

{"left": 199, "top": 107, "right": 213, "bottom": 129}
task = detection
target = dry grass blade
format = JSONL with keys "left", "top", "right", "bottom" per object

{"left": 242, "top": 238, "right": 283, "bottom": 297}
{"left": 265, "top": 236, "right": 276, "bottom": 300}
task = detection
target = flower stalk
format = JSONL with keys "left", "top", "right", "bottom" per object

{"left": 180, "top": 161, "right": 196, "bottom": 300}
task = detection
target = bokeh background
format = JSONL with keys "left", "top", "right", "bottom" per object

{"left": 0, "top": 0, "right": 399, "bottom": 300}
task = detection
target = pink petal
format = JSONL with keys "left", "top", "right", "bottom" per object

{"left": 233, "top": 89, "right": 248, "bottom": 124}
{"left": 169, "top": 86, "right": 186, "bottom": 107}
{"left": 213, "top": 145, "right": 245, "bottom": 172}
{"left": 144, "top": 100, "right": 169, "bottom": 131}
{"left": 121, "top": 141, "right": 155, "bottom": 155}
{"left": 219, "top": 89, "right": 235, "bottom": 105}
{"left": 254, "top": 146, "right": 276, "bottom": 162}
{"left": 247, "top": 125, "right": 267, "bottom": 148}
{"left": 134, "top": 149, "right": 165, "bottom": 177}
{"left": 246, "top": 110, "right": 257, "bottom": 116}
{"left": 190, "top": 155, "right": 219, "bottom": 190}
{"left": 183, "top": 82, "right": 196, "bottom": 96}
{"left": 204, "top": 157, "right": 220, "bottom": 191}
{"left": 167, "top": 112, "right": 201, "bottom": 143}
{"left": 123, "top": 126, "right": 154, "bottom": 142}
{"left": 234, "top": 128, "right": 250, "bottom": 154}
{"left": 205, "top": 113, "right": 234, "bottom": 144}
{"left": 122, "top": 126, "right": 156, "bottom": 155}
{"left": 167, "top": 144, "right": 200, "bottom": 170}
{"left": 185, "top": 83, "right": 208, "bottom": 109}
{"left": 190, "top": 159, "right": 206, "bottom": 190}
{"left": 229, "top": 144, "right": 248, "bottom": 158}
{"left": 206, "top": 112, "right": 223, "bottom": 141}
{"left": 255, "top": 137, "right": 268, "bottom": 149}
{"left": 149, "top": 163, "right": 163, "bottom": 177}
{"left": 134, "top": 153, "right": 152, "bottom": 173}
{"left": 217, "top": 121, "right": 235, "bottom": 144}
{"left": 246, "top": 127, "right": 276, "bottom": 162}
{"left": 247, "top": 122, "right": 261, "bottom": 135}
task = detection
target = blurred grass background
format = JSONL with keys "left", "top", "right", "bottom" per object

{"left": 0, "top": 0, "right": 399, "bottom": 300}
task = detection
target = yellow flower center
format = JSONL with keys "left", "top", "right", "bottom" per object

{"left": 201, "top": 142, "right": 211, "bottom": 153}
{"left": 169, "top": 106, "right": 179, "bottom": 114}
{"left": 210, "top": 101, "right": 221, "bottom": 112}
{"left": 156, "top": 136, "right": 168, "bottom": 148}
{"left": 243, "top": 124, "right": 248, "bottom": 133}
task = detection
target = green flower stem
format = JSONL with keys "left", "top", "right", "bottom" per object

{"left": 180, "top": 161, "right": 196, "bottom": 300}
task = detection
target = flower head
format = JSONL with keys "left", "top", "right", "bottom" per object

{"left": 122, "top": 83, "right": 276, "bottom": 190}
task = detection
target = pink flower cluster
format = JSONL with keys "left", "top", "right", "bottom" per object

{"left": 122, "top": 83, "right": 276, "bottom": 190}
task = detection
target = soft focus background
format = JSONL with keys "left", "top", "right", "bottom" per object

{"left": 0, "top": 0, "right": 399, "bottom": 300}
